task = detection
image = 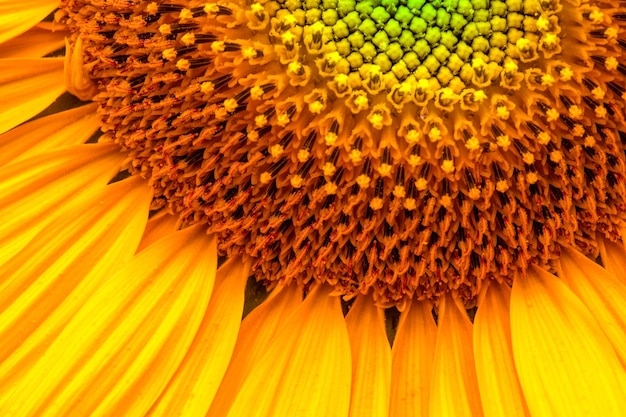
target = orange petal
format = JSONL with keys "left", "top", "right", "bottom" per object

{"left": 389, "top": 300, "right": 437, "bottom": 417}
{"left": 136, "top": 211, "right": 180, "bottom": 253}
{"left": 0, "top": 0, "right": 59, "bottom": 44}
{"left": 511, "top": 266, "right": 626, "bottom": 417}
{"left": 346, "top": 295, "right": 391, "bottom": 417}
{"left": 599, "top": 237, "right": 626, "bottom": 283}
{"left": 146, "top": 257, "right": 249, "bottom": 416}
{"left": 225, "top": 285, "right": 352, "bottom": 417}
{"left": 430, "top": 293, "right": 483, "bottom": 417}
{"left": 0, "top": 103, "right": 99, "bottom": 166}
{"left": 558, "top": 246, "right": 626, "bottom": 367}
{"left": 473, "top": 282, "right": 529, "bottom": 417}
{"left": 0, "top": 144, "right": 124, "bottom": 262}
{"left": 0, "top": 23, "right": 66, "bottom": 58}
{"left": 0, "top": 58, "right": 65, "bottom": 134}
{"left": 65, "top": 36, "right": 97, "bottom": 100}
{"left": 0, "top": 226, "right": 218, "bottom": 417}
{"left": 0, "top": 177, "right": 151, "bottom": 376}
{"left": 208, "top": 283, "right": 302, "bottom": 416}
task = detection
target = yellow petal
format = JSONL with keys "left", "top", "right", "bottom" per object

{"left": 136, "top": 210, "right": 180, "bottom": 253}
{"left": 346, "top": 295, "right": 391, "bottom": 417}
{"left": 0, "top": 144, "right": 124, "bottom": 262}
{"left": 0, "top": 226, "right": 218, "bottom": 417}
{"left": 65, "top": 36, "right": 97, "bottom": 100}
{"left": 226, "top": 285, "right": 352, "bottom": 417}
{"left": 208, "top": 283, "right": 302, "bottom": 416}
{"left": 510, "top": 266, "right": 626, "bottom": 417}
{"left": 147, "top": 257, "right": 249, "bottom": 416}
{"left": 0, "top": 179, "right": 152, "bottom": 354}
{"left": 389, "top": 300, "right": 437, "bottom": 417}
{"left": 0, "top": 0, "right": 59, "bottom": 44}
{"left": 473, "top": 282, "right": 530, "bottom": 417}
{"left": 599, "top": 237, "right": 626, "bottom": 283}
{"left": 558, "top": 246, "right": 626, "bottom": 367}
{"left": 0, "top": 177, "right": 151, "bottom": 376}
{"left": 0, "top": 58, "right": 65, "bottom": 134}
{"left": 0, "top": 23, "right": 66, "bottom": 58}
{"left": 0, "top": 103, "right": 99, "bottom": 166}
{"left": 430, "top": 293, "right": 483, "bottom": 417}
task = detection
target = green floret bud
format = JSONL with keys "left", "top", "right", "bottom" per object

{"left": 476, "top": 21, "right": 491, "bottom": 35}
{"left": 437, "top": 66, "right": 454, "bottom": 85}
{"left": 507, "top": 13, "right": 524, "bottom": 28}
{"left": 406, "top": 0, "right": 426, "bottom": 12}
{"left": 471, "top": 0, "right": 488, "bottom": 9}
{"left": 348, "top": 31, "right": 365, "bottom": 47}
{"left": 322, "top": 0, "right": 337, "bottom": 8}
{"left": 305, "top": 0, "right": 321, "bottom": 9}
{"left": 394, "top": 6, "right": 414, "bottom": 25}
{"left": 392, "top": 60, "right": 410, "bottom": 79}
{"left": 436, "top": 8, "right": 451, "bottom": 28}
{"left": 398, "top": 30, "right": 416, "bottom": 48}
{"left": 422, "top": 55, "right": 440, "bottom": 73}
{"left": 455, "top": 41, "right": 473, "bottom": 60}
{"left": 386, "top": 42, "right": 404, "bottom": 61}
{"left": 413, "top": 38, "right": 431, "bottom": 59}
{"left": 461, "top": 22, "right": 479, "bottom": 42}
{"left": 305, "top": 9, "right": 322, "bottom": 24}
{"left": 446, "top": 53, "right": 464, "bottom": 72}
{"left": 337, "top": 0, "right": 356, "bottom": 15}
{"left": 440, "top": 31, "right": 458, "bottom": 49}
{"left": 285, "top": 0, "right": 300, "bottom": 11}
{"left": 449, "top": 13, "right": 468, "bottom": 33}
{"left": 360, "top": 42, "right": 378, "bottom": 60}
{"left": 488, "top": 47, "right": 505, "bottom": 63}
{"left": 424, "top": 27, "right": 442, "bottom": 44}
{"left": 347, "top": 51, "right": 364, "bottom": 68}
{"left": 384, "top": 19, "right": 403, "bottom": 38}
{"left": 343, "top": 11, "right": 362, "bottom": 29}
{"left": 322, "top": 9, "right": 339, "bottom": 25}
{"left": 373, "top": 30, "right": 390, "bottom": 49}
{"left": 402, "top": 51, "right": 420, "bottom": 69}
{"left": 490, "top": 16, "right": 507, "bottom": 32}
{"left": 432, "top": 44, "right": 451, "bottom": 62}
{"left": 336, "top": 38, "right": 352, "bottom": 55}
{"left": 333, "top": 20, "right": 350, "bottom": 38}
{"left": 371, "top": 6, "right": 391, "bottom": 24}
{"left": 491, "top": 1, "right": 507, "bottom": 16}
{"left": 523, "top": 16, "right": 538, "bottom": 32}
{"left": 414, "top": 65, "right": 431, "bottom": 79}
{"left": 457, "top": 0, "right": 474, "bottom": 16}
{"left": 458, "top": 62, "right": 474, "bottom": 81}
{"left": 471, "top": 36, "right": 490, "bottom": 52}
{"left": 420, "top": 3, "right": 437, "bottom": 22}
{"left": 507, "top": 28, "right": 523, "bottom": 43}
{"left": 489, "top": 32, "right": 509, "bottom": 48}
{"left": 473, "top": 9, "right": 490, "bottom": 22}
{"left": 373, "top": 53, "right": 392, "bottom": 71}
{"left": 381, "top": 0, "right": 400, "bottom": 11}
{"left": 355, "top": 1, "right": 375, "bottom": 16}
{"left": 359, "top": 18, "right": 378, "bottom": 36}
{"left": 506, "top": 0, "right": 523, "bottom": 11}
{"left": 409, "top": 16, "right": 427, "bottom": 35}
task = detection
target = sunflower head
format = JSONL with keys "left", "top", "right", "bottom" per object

{"left": 59, "top": 0, "right": 626, "bottom": 307}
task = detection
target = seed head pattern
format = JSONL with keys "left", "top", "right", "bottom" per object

{"left": 59, "top": 0, "right": 626, "bottom": 306}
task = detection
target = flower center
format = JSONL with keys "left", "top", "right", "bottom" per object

{"left": 60, "top": 0, "right": 626, "bottom": 306}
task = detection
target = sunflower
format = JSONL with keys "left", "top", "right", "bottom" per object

{"left": 1, "top": 0, "right": 626, "bottom": 415}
